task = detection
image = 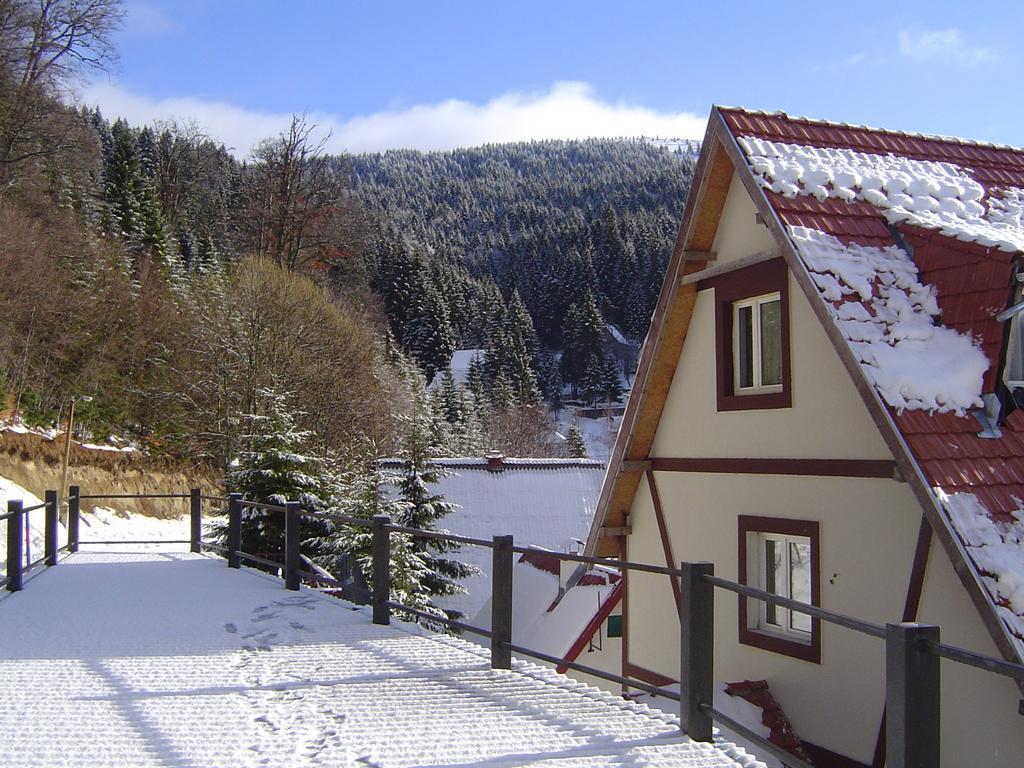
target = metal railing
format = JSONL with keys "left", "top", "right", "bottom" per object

{"left": 6, "top": 488, "right": 1024, "bottom": 768}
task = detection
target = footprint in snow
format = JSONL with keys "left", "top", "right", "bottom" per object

{"left": 224, "top": 623, "right": 237, "bottom": 634}
{"left": 289, "top": 621, "right": 306, "bottom": 630}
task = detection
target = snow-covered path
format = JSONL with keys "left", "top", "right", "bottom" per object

{"left": 0, "top": 551, "right": 762, "bottom": 767}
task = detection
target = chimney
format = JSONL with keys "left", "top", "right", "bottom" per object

{"left": 485, "top": 451, "right": 504, "bottom": 471}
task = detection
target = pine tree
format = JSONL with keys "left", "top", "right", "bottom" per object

{"left": 565, "top": 424, "right": 587, "bottom": 458}
{"left": 226, "top": 386, "right": 332, "bottom": 563}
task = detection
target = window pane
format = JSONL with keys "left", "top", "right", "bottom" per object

{"left": 789, "top": 540, "right": 812, "bottom": 633}
{"left": 1006, "top": 317, "right": 1024, "bottom": 384}
{"left": 764, "top": 539, "right": 781, "bottom": 626}
{"left": 736, "top": 305, "right": 754, "bottom": 388}
{"left": 760, "top": 299, "right": 782, "bottom": 386}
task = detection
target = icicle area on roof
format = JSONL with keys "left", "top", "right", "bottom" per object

{"left": 737, "top": 137, "right": 1024, "bottom": 253}
{"left": 940, "top": 491, "right": 1024, "bottom": 658}
{"left": 788, "top": 227, "right": 989, "bottom": 414}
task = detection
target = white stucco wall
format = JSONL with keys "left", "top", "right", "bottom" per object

{"left": 916, "top": 537, "right": 1024, "bottom": 766}
{"left": 710, "top": 172, "right": 778, "bottom": 265}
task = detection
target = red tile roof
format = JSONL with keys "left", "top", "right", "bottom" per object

{"left": 721, "top": 108, "right": 1024, "bottom": 658}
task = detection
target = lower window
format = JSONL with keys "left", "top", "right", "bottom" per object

{"left": 738, "top": 515, "right": 821, "bottom": 663}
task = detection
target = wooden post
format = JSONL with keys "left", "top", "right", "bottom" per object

{"left": 7, "top": 500, "right": 23, "bottom": 591}
{"left": 227, "top": 492, "right": 242, "bottom": 569}
{"left": 491, "top": 534, "right": 514, "bottom": 669}
{"left": 189, "top": 488, "right": 202, "bottom": 553}
{"left": 44, "top": 490, "right": 58, "bottom": 566}
{"left": 285, "top": 501, "right": 301, "bottom": 591}
{"left": 67, "top": 485, "right": 80, "bottom": 553}
{"left": 886, "top": 622, "right": 940, "bottom": 768}
{"left": 372, "top": 514, "right": 391, "bottom": 625}
{"left": 680, "top": 561, "right": 714, "bottom": 741}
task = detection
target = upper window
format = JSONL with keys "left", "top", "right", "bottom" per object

{"left": 733, "top": 293, "right": 783, "bottom": 394}
{"left": 1004, "top": 312, "right": 1024, "bottom": 392}
{"left": 738, "top": 515, "right": 821, "bottom": 663}
{"left": 703, "top": 257, "right": 791, "bottom": 411}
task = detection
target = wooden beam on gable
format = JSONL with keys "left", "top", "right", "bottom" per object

{"left": 681, "top": 250, "right": 717, "bottom": 262}
{"left": 586, "top": 123, "right": 735, "bottom": 559}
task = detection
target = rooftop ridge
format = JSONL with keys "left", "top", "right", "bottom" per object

{"left": 717, "top": 105, "right": 1024, "bottom": 156}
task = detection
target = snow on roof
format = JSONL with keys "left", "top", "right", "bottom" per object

{"left": 940, "top": 492, "right": 1024, "bottom": 658}
{"left": 469, "top": 552, "right": 619, "bottom": 660}
{"left": 427, "top": 348, "right": 484, "bottom": 389}
{"left": 0, "top": 550, "right": 767, "bottom": 767}
{"left": 739, "top": 137, "right": 1024, "bottom": 252}
{"left": 380, "top": 458, "right": 605, "bottom": 620}
{"left": 788, "top": 226, "right": 988, "bottom": 414}
{"left": 724, "top": 107, "right": 1024, "bottom": 663}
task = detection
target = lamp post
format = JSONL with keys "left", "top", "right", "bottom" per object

{"left": 59, "top": 395, "right": 92, "bottom": 524}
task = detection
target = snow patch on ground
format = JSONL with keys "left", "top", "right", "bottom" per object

{"left": 0, "top": 475, "right": 191, "bottom": 573}
{"left": 555, "top": 410, "right": 621, "bottom": 462}
{"left": 634, "top": 684, "right": 781, "bottom": 768}
{"left": 0, "top": 551, "right": 766, "bottom": 767}
{"left": 789, "top": 227, "right": 988, "bottom": 414}
{"left": 940, "top": 491, "right": 1024, "bottom": 657}
{"left": 738, "top": 136, "right": 1024, "bottom": 252}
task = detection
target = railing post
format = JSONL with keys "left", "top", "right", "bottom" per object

{"left": 67, "top": 485, "right": 80, "bottom": 553}
{"left": 491, "top": 534, "right": 514, "bottom": 670}
{"left": 680, "top": 561, "right": 714, "bottom": 741}
{"left": 285, "top": 501, "right": 301, "bottom": 591}
{"left": 886, "top": 622, "right": 940, "bottom": 768}
{"left": 44, "top": 490, "right": 58, "bottom": 566}
{"left": 372, "top": 514, "right": 391, "bottom": 625}
{"left": 227, "top": 492, "right": 242, "bottom": 569}
{"left": 7, "top": 500, "right": 23, "bottom": 591}
{"left": 189, "top": 488, "right": 202, "bottom": 553}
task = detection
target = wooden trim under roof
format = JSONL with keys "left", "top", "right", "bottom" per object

{"left": 584, "top": 116, "right": 734, "bottom": 557}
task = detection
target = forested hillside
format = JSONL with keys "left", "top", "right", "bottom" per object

{"left": 352, "top": 141, "right": 696, "bottom": 402}
{"left": 0, "top": 0, "right": 697, "bottom": 472}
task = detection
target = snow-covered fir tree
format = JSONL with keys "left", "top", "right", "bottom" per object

{"left": 565, "top": 424, "right": 587, "bottom": 458}
{"left": 226, "top": 385, "right": 333, "bottom": 563}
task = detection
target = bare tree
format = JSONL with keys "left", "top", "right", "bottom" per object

{"left": 0, "top": 0, "right": 123, "bottom": 188}
{"left": 244, "top": 114, "right": 364, "bottom": 271}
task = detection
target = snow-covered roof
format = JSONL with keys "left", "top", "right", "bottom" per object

{"left": 426, "top": 348, "right": 484, "bottom": 389}
{"left": 469, "top": 551, "right": 620, "bottom": 661}
{"left": 0, "top": 550, "right": 767, "bottom": 767}
{"left": 380, "top": 457, "right": 606, "bottom": 620}
{"left": 722, "top": 107, "right": 1024, "bottom": 662}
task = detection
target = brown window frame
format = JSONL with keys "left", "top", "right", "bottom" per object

{"left": 738, "top": 514, "right": 821, "bottom": 664}
{"left": 702, "top": 257, "right": 792, "bottom": 411}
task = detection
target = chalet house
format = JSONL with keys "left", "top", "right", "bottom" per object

{"left": 584, "top": 107, "right": 1024, "bottom": 767}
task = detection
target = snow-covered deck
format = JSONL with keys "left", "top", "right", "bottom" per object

{"left": 0, "top": 551, "right": 762, "bottom": 767}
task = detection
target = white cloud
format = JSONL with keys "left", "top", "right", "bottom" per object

{"left": 75, "top": 81, "right": 707, "bottom": 156}
{"left": 898, "top": 28, "right": 995, "bottom": 68}
{"left": 120, "top": 2, "right": 181, "bottom": 38}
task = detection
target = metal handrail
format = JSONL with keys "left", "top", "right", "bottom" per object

{"left": 700, "top": 704, "right": 814, "bottom": 768}
{"left": 385, "top": 601, "right": 493, "bottom": 638}
{"left": 927, "top": 639, "right": 1024, "bottom": 682}
{"left": 77, "top": 493, "right": 189, "bottom": 500}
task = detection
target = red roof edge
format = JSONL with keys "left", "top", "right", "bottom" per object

{"left": 555, "top": 581, "right": 623, "bottom": 674}
{"left": 724, "top": 680, "right": 814, "bottom": 766}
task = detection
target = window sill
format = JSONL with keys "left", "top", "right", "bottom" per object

{"left": 718, "top": 390, "right": 792, "bottom": 411}
{"left": 739, "top": 623, "right": 821, "bottom": 663}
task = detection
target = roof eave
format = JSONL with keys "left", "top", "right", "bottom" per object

{"left": 583, "top": 108, "right": 730, "bottom": 557}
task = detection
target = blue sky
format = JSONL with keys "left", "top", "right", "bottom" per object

{"left": 81, "top": 1, "right": 1024, "bottom": 155}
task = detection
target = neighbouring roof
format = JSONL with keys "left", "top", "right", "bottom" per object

{"left": 469, "top": 550, "right": 621, "bottom": 664}
{"left": 0, "top": 550, "right": 769, "bottom": 767}
{"left": 586, "top": 106, "right": 1024, "bottom": 670}
{"left": 379, "top": 457, "right": 606, "bottom": 620}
